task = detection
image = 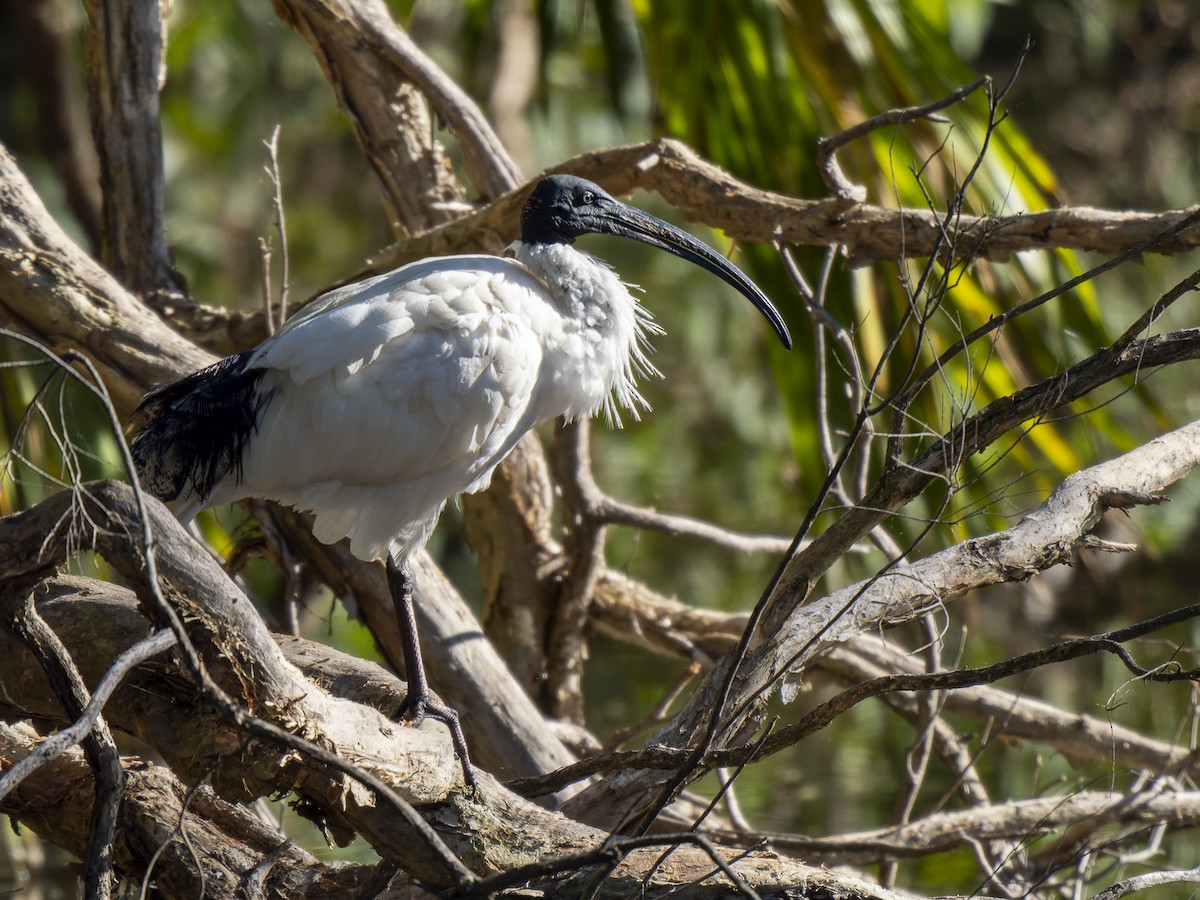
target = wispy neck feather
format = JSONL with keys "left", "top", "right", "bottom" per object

{"left": 514, "top": 241, "right": 663, "bottom": 426}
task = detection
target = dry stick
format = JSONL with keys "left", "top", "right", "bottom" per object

{"left": 583, "top": 544, "right": 1199, "bottom": 787}
{"left": 264, "top": 124, "right": 290, "bottom": 325}
{"left": 1092, "top": 863, "right": 1200, "bottom": 898}
{"left": 587, "top": 493, "right": 794, "bottom": 555}
{"left": 628, "top": 724, "right": 779, "bottom": 900}
{"left": 777, "top": 241, "right": 899, "bottom": 561}
{"left": 257, "top": 237, "right": 275, "bottom": 335}
{"left": 0, "top": 329, "right": 477, "bottom": 891}
{"left": 615, "top": 222, "right": 908, "bottom": 833}
{"left": 775, "top": 788, "right": 1200, "bottom": 866}
{"left": 877, "top": 674, "right": 1024, "bottom": 891}
{"left": 880, "top": 617, "right": 942, "bottom": 890}
{"left": 816, "top": 74, "right": 992, "bottom": 201}
{"left": 509, "top": 598, "right": 1200, "bottom": 798}
{"left": 754, "top": 61, "right": 1028, "bottom": 680}
{"left": 138, "top": 769, "right": 211, "bottom": 900}
{"left": 6, "top": 593, "right": 122, "bottom": 900}
{"left": 875, "top": 55, "right": 1026, "bottom": 465}
{"left": 0, "top": 627, "right": 177, "bottom": 801}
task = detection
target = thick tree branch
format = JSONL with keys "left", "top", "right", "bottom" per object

{"left": 0, "top": 721, "right": 376, "bottom": 898}
{"left": 751, "top": 789, "right": 1200, "bottom": 866}
{"left": 80, "top": 0, "right": 178, "bottom": 299}
{"left": 0, "top": 565, "right": 902, "bottom": 898}
{"left": 270, "top": 0, "right": 469, "bottom": 237}
{"left": 0, "top": 145, "right": 209, "bottom": 412}
{"left": 369, "top": 139, "right": 1200, "bottom": 273}
{"left": 4, "top": 592, "right": 122, "bottom": 900}
{"left": 269, "top": 0, "right": 521, "bottom": 199}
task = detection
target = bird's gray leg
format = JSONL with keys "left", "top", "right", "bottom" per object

{"left": 385, "top": 556, "right": 476, "bottom": 789}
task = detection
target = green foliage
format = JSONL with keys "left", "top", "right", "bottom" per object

{"left": 625, "top": 0, "right": 1134, "bottom": 555}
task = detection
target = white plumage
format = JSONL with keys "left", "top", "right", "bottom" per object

{"left": 199, "top": 243, "right": 659, "bottom": 562}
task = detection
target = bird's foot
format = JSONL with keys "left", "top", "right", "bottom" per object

{"left": 397, "top": 690, "right": 477, "bottom": 790}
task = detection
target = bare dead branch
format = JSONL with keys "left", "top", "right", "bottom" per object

{"left": 270, "top": 0, "right": 521, "bottom": 201}
{"left": 263, "top": 125, "right": 291, "bottom": 329}
{"left": 1094, "top": 864, "right": 1200, "bottom": 900}
{"left": 773, "top": 325, "right": 1200, "bottom": 619}
{"left": 824, "top": 636, "right": 1200, "bottom": 784}
{"left": 0, "top": 564, "right": 907, "bottom": 897}
{"left": 0, "top": 628, "right": 176, "bottom": 802}
{"left": 0, "top": 144, "right": 210, "bottom": 411}
{"left": 370, "top": 138, "right": 1200, "bottom": 274}
{"left": 752, "top": 788, "right": 1200, "bottom": 867}
{"left": 590, "top": 574, "right": 1200, "bottom": 791}
{"left": 1, "top": 481, "right": 481, "bottom": 888}
{"left": 510, "top": 600, "right": 1200, "bottom": 799}
{"left": 269, "top": 505, "right": 583, "bottom": 786}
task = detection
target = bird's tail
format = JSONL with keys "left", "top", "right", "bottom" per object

{"left": 127, "top": 351, "right": 273, "bottom": 505}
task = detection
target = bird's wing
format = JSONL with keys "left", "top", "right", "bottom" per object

{"left": 230, "top": 256, "right": 560, "bottom": 558}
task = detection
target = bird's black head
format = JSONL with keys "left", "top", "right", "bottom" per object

{"left": 520, "top": 175, "right": 616, "bottom": 245}
{"left": 519, "top": 174, "right": 793, "bottom": 349}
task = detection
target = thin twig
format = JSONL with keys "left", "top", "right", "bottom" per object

{"left": 816, "top": 75, "right": 991, "bottom": 200}
{"left": 264, "top": 124, "right": 290, "bottom": 325}
{"left": 0, "top": 628, "right": 176, "bottom": 802}
{"left": 509, "top": 601, "right": 1200, "bottom": 797}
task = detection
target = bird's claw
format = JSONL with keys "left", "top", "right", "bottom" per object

{"left": 396, "top": 690, "right": 477, "bottom": 791}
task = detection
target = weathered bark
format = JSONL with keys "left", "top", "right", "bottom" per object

{"left": 81, "top": 0, "right": 179, "bottom": 298}
{"left": 272, "top": 506, "right": 580, "bottom": 787}
{"left": 0, "top": 505, "right": 904, "bottom": 898}
{"left": 0, "top": 722, "right": 377, "bottom": 898}
{"left": 369, "top": 138, "right": 1200, "bottom": 274}
{"left": 270, "top": 0, "right": 467, "bottom": 237}
{"left": 268, "top": 0, "right": 521, "bottom": 201}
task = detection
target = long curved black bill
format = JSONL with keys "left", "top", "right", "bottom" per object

{"left": 594, "top": 204, "right": 792, "bottom": 349}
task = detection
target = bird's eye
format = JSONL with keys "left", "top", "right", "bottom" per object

{"left": 581, "top": 191, "right": 596, "bottom": 205}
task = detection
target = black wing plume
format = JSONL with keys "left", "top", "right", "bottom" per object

{"left": 128, "top": 351, "right": 273, "bottom": 504}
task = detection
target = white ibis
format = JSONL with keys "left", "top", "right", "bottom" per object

{"left": 129, "top": 175, "right": 792, "bottom": 787}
